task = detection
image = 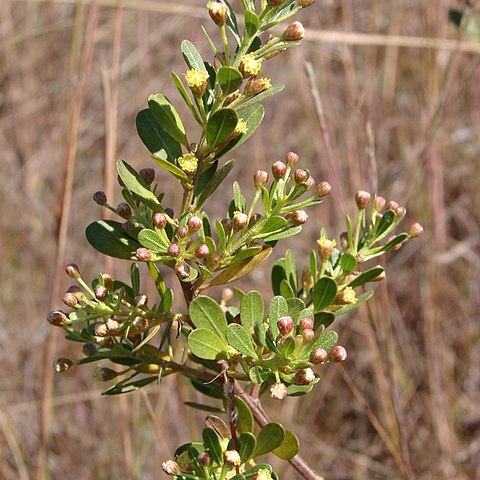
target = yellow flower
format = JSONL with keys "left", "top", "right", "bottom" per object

{"left": 255, "top": 469, "right": 273, "bottom": 480}
{"left": 317, "top": 237, "right": 336, "bottom": 261}
{"left": 233, "top": 118, "right": 248, "bottom": 137}
{"left": 184, "top": 68, "right": 209, "bottom": 96}
{"left": 337, "top": 287, "right": 357, "bottom": 305}
{"left": 239, "top": 53, "right": 262, "bottom": 77}
{"left": 178, "top": 153, "right": 198, "bottom": 174}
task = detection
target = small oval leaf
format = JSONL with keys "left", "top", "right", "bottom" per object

{"left": 254, "top": 423, "right": 285, "bottom": 457}
{"left": 273, "top": 430, "right": 299, "bottom": 460}
{"left": 240, "top": 291, "right": 264, "bottom": 332}
{"left": 313, "top": 277, "right": 338, "bottom": 311}
{"left": 189, "top": 296, "right": 228, "bottom": 341}
{"left": 226, "top": 324, "right": 258, "bottom": 359}
{"left": 206, "top": 108, "right": 239, "bottom": 148}
{"left": 187, "top": 329, "right": 225, "bottom": 360}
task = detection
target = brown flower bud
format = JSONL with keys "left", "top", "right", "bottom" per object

{"left": 93, "top": 190, "right": 107, "bottom": 206}
{"left": 302, "top": 328, "right": 315, "bottom": 343}
{"left": 66, "top": 285, "right": 83, "bottom": 302}
{"left": 116, "top": 202, "right": 132, "bottom": 219}
{"left": 294, "top": 368, "right": 315, "bottom": 385}
{"left": 177, "top": 226, "right": 188, "bottom": 238}
{"left": 207, "top": 1, "right": 228, "bottom": 27}
{"left": 54, "top": 358, "right": 73, "bottom": 373}
{"left": 105, "top": 317, "right": 121, "bottom": 333}
{"left": 187, "top": 216, "right": 202, "bottom": 232}
{"left": 277, "top": 315, "right": 294, "bottom": 336}
{"left": 224, "top": 450, "right": 241, "bottom": 467}
{"left": 82, "top": 343, "right": 98, "bottom": 357}
{"left": 339, "top": 232, "right": 349, "bottom": 250}
{"left": 139, "top": 167, "right": 155, "bottom": 185}
{"left": 63, "top": 292, "right": 78, "bottom": 307}
{"left": 165, "top": 208, "right": 174, "bottom": 218}
{"left": 65, "top": 263, "right": 81, "bottom": 279}
{"left": 409, "top": 222, "right": 424, "bottom": 238}
{"left": 101, "top": 273, "right": 113, "bottom": 289}
{"left": 373, "top": 195, "right": 386, "bottom": 211}
{"left": 135, "top": 294, "right": 148, "bottom": 308}
{"left": 132, "top": 316, "right": 148, "bottom": 330}
{"left": 244, "top": 76, "right": 271, "bottom": 97}
{"left": 310, "top": 347, "right": 328, "bottom": 364}
{"left": 47, "top": 310, "right": 68, "bottom": 327}
{"left": 97, "top": 337, "right": 114, "bottom": 348}
{"left": 305, "top": 176, "right": 315, "bottom": 191}
{"left": 195, "top": 244, "right": 210, "bottom": 259}
{"left": 299, "top": 317, "right": 314, "bottom": 331}
{"left": 168, "top": 244, "right": 180, "bottom": 258}
{"left": 272, "top": 161, "right": 287, "bottom": 179}
{"left": 136, "top": 247, "right": 152, "bottom": 262}
{"left": 249, "top": 212, "right": 262, "bottom": 227}
{"left": 270, "top": 382, "right": 288, "bottom": 400}
{"left": 282, "top": 21, "right": 305, "bottom": 41}
{"left": 316, "top": 181, "right": 332, "bottom": 197}
{"left": 94, "top": 285, "right": 109, "bottom": 301}
{"left": 355, "top": 190, "right": 371, "bottom": 210}
{"left": 175, "top": 262, "right": 190, "bottom": 279}
{"left": 317, "top": 237, "right": 336, "bottom": 261}
{"left": 153, "top": 212, "right": 167, "bottom": 229}
{"left": 294, "top": 168, "right": 309, "bottom": 184}
{"left": 162, "top": 460, "right": 181, "bottom": 475}
{"left": 285, "top": 151, "right": 300, "bottom": 167}
{"left": 292, "top": 210, "right": 308, "bottom": 225}
{"left": 330, "top": 345, "right": 347, "bottom": 362}
{"left": 232, "top": 212, "right": 248, "bottom": 231}
{"left": 386, "top": 200, "right": 399, "bottom": 212}
{"left": 300, "top": 0, "right": 316, "bottom": 6}
{"left": 223, "top": 91, "right": 240, "bottom": 107}
{"left": 93, "top": 366, "right": 117, "bottom": 381}
{"left": 197, "top": 452, "right": 211, "bottom": 467}
{"left": 395, "top": 206, "right": 406, "bottom": 219}
{"left": 254, "top": 170, "right": 268, "bottom": 188}
{"left": 122, "top": 221, "right": 134, "bottom": 233}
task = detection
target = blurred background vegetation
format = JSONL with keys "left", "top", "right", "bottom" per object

{"left": 1, "top": 1, "right": 479, "bottom": 479}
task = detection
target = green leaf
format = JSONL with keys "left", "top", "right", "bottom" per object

{"left": 228, "top": 246, "right": 263, "bottom": 266}
{"left": 348, "top": 267, "right": 384, "bottom": 288}
{"left": 237, "top": 84, "right": 284, "bottom": 110}
{"left": 187, "top": 329, "right": 225, "bottom": 360}
{"left": 203, "top": 247, "right": 272, "bottom": 288}
{"left": 149, "top": 263, "right": 166, "bottom": 296}
{"left": 271, "top": 259, "right": 286, "bottom": 296}
{"left": 285, "top": 249, "right": 297, "bottom": 290}
{"left": 375, "top": 210, "right": 396, "bottom": 238}
{"left": 232, "top": 181, "right": 246, "bottom": 213}
{"left": 151, "top": 153, "right": 188, "bottom": 182}
{"left": 280, "top": 336, "right": 295, "bottom": 358}
{"left": 313, "top": 277, "right": 338, "bottom": 311}
{"left": 253, "top": 321, "right": 268, "bottom": 349}
{"left": 190, "top": 379, "right": 224, "bottom": 399}
{"left": 280, "top": 280, "right": 295, "bottom": 299}
{"left": 245, "top": 10, "right": 260, "bottom": 36}
{"left": 86, "top": 220, "right": 140, "bottom": 260}
{"left": 174, "top": 442, "right": 205, "bottom": 459}
{"left": 264, "top": 226, "right": 302, "bottom": 242}
{"left": 312, "top": 330, "right": 338, "bottom": 351}
{"left": 273, "top": 430, "right": 299, "bottom": 460}
{"left": 382, "top": 233, "right": 408, "bottom": 252}
{"left": 239, "top": 433, "right": 257, "bottom": 463}
{"left": 287, "top": 299, "right": 306, "bottom": 323}
{"left": 130, "top": 263, "right": 140, "bottom": 295}
{"left": 135, "top": 109, "right": 182, "bottom": 161}
{"left": 196, "top": 159, "right": 236, "bottom": 208}
{"left": 249, "top": 366, "right": 271, "bottom": 384}
{"left": 184, "top": 402, "right": 225, "bottom": 414}
{"left": 254, "top": 423, "right": 285, "bottom": 457}
{"left": 137, "top": 229, "right": 168, "bottom": 253}
{"left": 240, "top": 291, "right": 264, "bottom": 332}
{"left": 216, "top": 219, "right": 226, "bottom": 250}
{"left": 314, "top": 311, "right": 335, "bottom": 329}
{"left": 148, "top": 93, "right": 188, "bottom": 147}
{"left": 202, "top": 428, "right": 223, "bottom": 464}
{"left": 334, "top": 290, "right": 374, "bottom": 316}
{"left": 286, "top": 383, "right": 314, "bottom": 396}
{"left": 217, "top": 66, "right": 243, "bottom": 95}
{"left": 340, "top": 253, "right": 357, "bottom": 274}
{"left": 181, "top": 40, "right": 207, "bottom": 72}
{"left": 235, "top": 397, "right": 254, "bottom": 434}
{"left": 206, "top": 108, "right": 239, "bottom": 148}
{"left": 116, "top": 159, "right": 162, "bottom": 209}
{"left": 268, "top": 296, "right": 288, "bottom": 339}
{"left": 189, "top": 296, "right": 228, "bottom": 341}
{"left": 258, "top": 216, "right": 286, "bottom": 235}
{"left": 226, "top": 324, "right": 258, "bottom": 358}
{"left": 102, "top": 375, "right": 157, "bottom": 395}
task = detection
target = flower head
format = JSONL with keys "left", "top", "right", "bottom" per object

{"left": 184, "top": 68, "right": 209, "bottom": 97}
{"left": 207, "top": 1, "right": 227, "bottom": 26}
{"left": 178, "top": 153, "right": 198, "bottom": 174}
{"left": 239, "top": 53, "right": 263, "bottom": 77}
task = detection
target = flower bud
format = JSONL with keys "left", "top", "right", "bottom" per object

{"left": 139, "top": 167, "right": 155, "bottom": 185}
{"left": 116, "top": 202, "right": 132, "bottom": 219}
{"left": 409, "top": 222, "right": 424, "bottom": 238}
{"left": 197, "top": 451, "right": 211, "bottom": 467}
{"left": 135, "top": 294, "right": 148, "bottom": 308}
{"left": 153, "top": 212, "right": 167, "bottom": 229}
{"left": 355, "top": 190, "right": 371, "bottom": 210}
{"left": 277, "top": 315, "right": 294, "bottom": 336}
{"left": 162, "top": 460, "right": 181, "bottom": 475}
{"left": 302, "top": 267, "right": 314, "bottom": 292}
{"left": 54, "top": 358, "right": 73, "bottom": 372}
{"left": 92, "top": 285, "right": 107, "bottom": 301}
{"left": 271, "top": 160, "right": 287, "bottom": 179}
{"left": 63, "top": 292, "right": 78, "bottom": 307}
{"left": 136, "top": 247, "right": 152, "bottom": 262}
{"left": 232, "top": 212, "right": 248, "bottom": 231}
{"left": 386, "top": 200, "right": 399, "bottom": 212}
{"left": 187, "top": 216, "right": 202, "bottom": 232}
{"left": 93, "top": 190, "right": 107, "bottom": 206}
{"left": 292, "top": 210, "right": 308, "bottom": 225}
{"left": 65, "top": 263, "right": 81, "bottom": 279}
{"left": 395, "top": 206, "right": 406, "bottom": 219}
{"left": 47, "top": 310, "right": 68, "bottom": 327}
{"left": 300, "top": 0, "right": 316, "bottom": 6}
{"left": 294, "top": 368, "right": 315, "bottom": 385}
{"left": 207, "top": 1, "right": 227, "bottom": 27}
{"left": 165, "top": 207, "right": 174, "bottom": 218}
{"left": 66, "top": 285, "right": 83, "bottom": 302}
{"left": 93, "top": 366, "right": 117, "bottom": 381}
{"left": 310, "top": 347, "right": 328, "bottom": 364}
{"left": 82, "top": 343, "right": 98, "bottom": 357}
{"left": 195, "top": 244, "right": 210, "bottom": 259}
{"left": 316, "top": 181, "right": 332, "bottom": 198}
{"left": 97, "top": 337, "right": 114, "bottom": 348}
{"left": 330, "top": 345, "right": 347, "bottom": 362}
{"left": 339, "top": 232, "right": 349, "bottom": 250}
{"left": 302, "top": 328, "right": 315, "bottom": 343}
{"left": 132, "top": 316, "right": 148, "bottom": 330}
{"left": 175, "top": 262, "right": 190, "bottom": 279}
{"left": 299, "top": 317, "right": 314, "bottom": 331}
{"left": 293, "top": 168, "right": 309, "bottom": 184}
{"left": 239, "top": 53, "right": 262, "bottom": 78}
{"left": 305, "top": 176, "right": 316, "bottom": 191}
{"left": 105, "top": 317, "right": 121, "bottom": 333}
{"left": 244, "top": 76, "right": 271, "bottom": 97}
{"left": 122, "top": 221, "right": 134, "bottom": 233}
{"left": 285, "top": 151, "right": 300, "bottom": 167}
{"left": 224, "top": 450, "right": 241, "bottom": 467}
{"left": 184, "top": 69, "right": 209, "bottom": 97}
{"left": 168, "top": 244, "right": 180, "bottom": 258}
{"left": 223, "top": 91, "right": 240, "bottom": 107}
{"left": 282, "top": 21, "right": 305, "bottom": 41}
{"left": 249, "top": 212, "right": 262, "bottom": 227}
{"left": 317, "top": 237, "right": 336, "bottom": 261}
{"left": 373, "top": 195, "right": 386, "bottom": 211}
{"left": 270, "top": 382, "right": 287, "bottom": 400}
{"left": 254, "top": 170, "right": 268, "bottom": 188}
{"left": 177, "top": 226, "right": 188, "bottom": 238}
{"left": 335, "top": 287, "right": 357, "bottom": 305}
{"left": 221, "top": 288, "right": 233, "bottom": 303}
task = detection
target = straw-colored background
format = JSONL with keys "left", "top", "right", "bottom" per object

{"left": 1, "top": 1, "right": 479, "bottom": 479}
